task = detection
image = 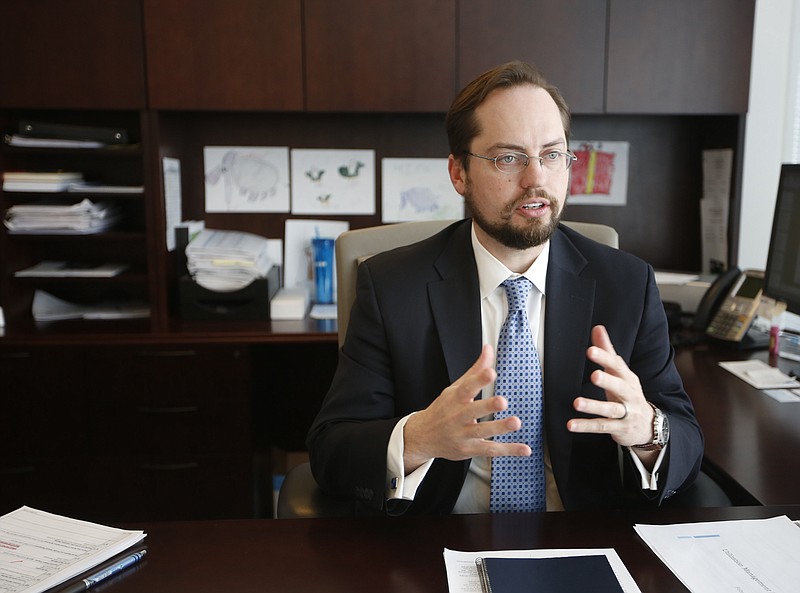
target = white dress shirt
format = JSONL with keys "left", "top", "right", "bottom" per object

{"left": 386, "top": 222, "right": 665, "bottom": 512}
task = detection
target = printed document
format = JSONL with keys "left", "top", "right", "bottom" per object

{"left": 443, "top": 548, "right": 641, "bottom": 593}
{"left": 635, "top": 515, "right": 800, "bottom": 593}
{"left": 0, "top": 506, "right": 146, "bottom": 593}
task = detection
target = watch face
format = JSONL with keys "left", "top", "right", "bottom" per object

{"left": 657, "top": 410, "right": 670, "bottom": 445}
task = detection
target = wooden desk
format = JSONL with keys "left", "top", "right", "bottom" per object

{"left": 675, "top": 343, "right": 800, "bottom": 505}
{"left": 96, "top": 506, "right": 800, "bottom": 593}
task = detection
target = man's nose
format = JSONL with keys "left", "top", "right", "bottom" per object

{"left": 518, "top": 157, "right": 547, "bottom": 187}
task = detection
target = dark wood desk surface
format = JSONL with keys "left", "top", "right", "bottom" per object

{"left": 675, "top": 343, "right": 800, "bottom": 506}
{"left": 96, "top": 506, "right": 800, "bottom": 593}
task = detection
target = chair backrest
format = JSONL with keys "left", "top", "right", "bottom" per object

{"left": 334, "top": 219, "right": 618, "bottom": 345}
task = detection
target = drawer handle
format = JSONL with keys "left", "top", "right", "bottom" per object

{"left": 139, "top": 405, "right": 199, "bottom": 415}
{"left": 0, "top": 351, "right": 32, "bottom": 359}
{"left": 135, "top": 350, "right": 197, "bottom": 358}
{"left": 0, "top": 465, "right": 36, "bottom": 474}
{"left": 141, "top": 462, "right": 200, "bottom": 471}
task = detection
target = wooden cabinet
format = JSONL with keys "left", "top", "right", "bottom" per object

{"left": 142, "top": 0, "right": 303, "bottom": 110}
{"left": 458, "top": 0, "right": 607, "bottom": 114}
{"left": 606, "top": 0, "right": 755, "bottom": 113}
{"left": 0, "top": 0, "right": 146, "bottom": 109}
{"left": 0, "top": 343, "right": 255, "bottom": 522}
{"left": 85, "top": 344, "right": 254, "bottom": 521}
{"left": 304, "top": 0, "right": 456, "bottom": 112}
{"left": 0, "top": 347, "right": 90, "bottom": 517}
{"left": 0, "top": 111, "right": 156, "bottom": 330}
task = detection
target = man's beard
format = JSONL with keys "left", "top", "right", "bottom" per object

{"left": 465, "top": 187, "right": 563, "bottom": 250}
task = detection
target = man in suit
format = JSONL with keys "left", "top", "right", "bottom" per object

{"left": 307, "top": 61, "right": 703, "bottom": 514}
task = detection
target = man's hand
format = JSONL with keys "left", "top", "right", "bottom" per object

{"left": 566, "top": 325, "right": 658, "bottom": 465}
{"left": 403, "top": 344, "right": 532, "bottom": 473}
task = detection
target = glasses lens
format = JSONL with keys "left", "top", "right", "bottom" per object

{"left": 494, "top": 152, "right": 527, "bottom": 173}
{"left": 541, "top": 152, "right": 572, "bottom": 172}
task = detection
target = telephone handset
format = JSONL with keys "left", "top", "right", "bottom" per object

{"left": 693, "top": 267, "right": 765, "bottom": 342}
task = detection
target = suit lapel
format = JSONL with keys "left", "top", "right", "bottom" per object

{"left": 428, "top": 221, "right": 483, "bottom": 383}
{"left": 544, "top": 228, "right": 597, "bottom": 495}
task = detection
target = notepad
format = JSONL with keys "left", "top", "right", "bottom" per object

{"left": 475, "top": 555, "right": 625, "bottom": 593}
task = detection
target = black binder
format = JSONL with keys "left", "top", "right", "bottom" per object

{"left": 18, "top": 120, "right": 129, "bottom": 144}
{"left": 475, "top": 555, "right": 625, "bottom": 593}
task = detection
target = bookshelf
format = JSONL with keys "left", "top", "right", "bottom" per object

{"left": 0, "top": 111, "right": 157, "bottom": 331}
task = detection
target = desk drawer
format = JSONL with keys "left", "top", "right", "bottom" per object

{"left": 0, "top": 346, "right": 87, "bottom": 456}
{"left": 86, "top": 344, "right": 251, "bottom": 405}
{"left": 90, "top": 398, "right": 251, "bottom": 456}
{"left": 90, "top": 455, "right": 253, "bottom": 521}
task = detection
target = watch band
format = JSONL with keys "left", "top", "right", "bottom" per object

{"left": 633, "top": 402, "right": 667, "bottom": 451}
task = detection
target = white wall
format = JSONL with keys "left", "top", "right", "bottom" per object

{"left": 739, "top": 0, "right": 800, "bottom": 330}
{"left": 738, "top": 0, "right": 798, "bottom": 270}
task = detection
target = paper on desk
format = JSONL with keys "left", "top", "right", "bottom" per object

{"left": 0, "top": 506, "right": 146, "bottom": 593}
{"left": 718, "top": 360, "right": 800, "bottom": 389}
{"left": 653, "top": 271, "right": 700, "bottom": 285}
{"left": 635, "top": 515, "right": 800, "bottom": 593}
{"left": 443, "top": 548, "right": 641, "bottom": 593}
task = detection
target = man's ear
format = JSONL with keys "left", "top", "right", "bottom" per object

{"left": 448, "top": 154, "right": 466, "bottom": 195}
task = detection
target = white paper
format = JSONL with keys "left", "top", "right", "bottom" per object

{"left": 163, "top": 157, "right": 182, "bottom": 252}
{"left": 0, "top": 506, "right": 145, "bottom": 593}
{"left": 700, "top": 149, "right": 733, "bottom": 273}
{"left": 381, "top": 158, "right": 463, "bottom": 223}
{"left": 718, "top": 360, "right": 800, "bottom": 389}
{"left": 291, "top": 148, "right": 376, "bottom": 215}
{"left": 443, "top": 548, "right": 640, "bottom": 593}
{"left": 654, "top": 271, "right": 700, "bottom": 285}
{"left": 635, "top": 515, "right": 800, "bottom": 593}
{"left": 761, "top": 388, "right": 800, "bottom": 402}
{"left": 283, "top": 219, "right": 349, "bottom": 291}
{"left": 186, "top": 229, "right": 274, "bottom": 292}
{"left": 568, "top": 140, "right": 629, "bottom": 206}
{"left": 204, "top": 146, "right": 290, "bottom": 213}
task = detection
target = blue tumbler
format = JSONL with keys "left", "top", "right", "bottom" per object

{"left": 312, "top": 237, "right": 335, "bottom": 304}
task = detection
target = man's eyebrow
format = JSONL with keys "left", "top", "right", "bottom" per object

{"left": 487, "top": 139, "right": 566, "bottom": 153}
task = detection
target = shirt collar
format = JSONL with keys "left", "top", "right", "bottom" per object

{"left": 470, "top": 222, "right": 550, "bottom": 299}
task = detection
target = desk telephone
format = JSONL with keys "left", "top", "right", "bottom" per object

{"left": 693, "top": 267, "right": 765, "bottom": 343}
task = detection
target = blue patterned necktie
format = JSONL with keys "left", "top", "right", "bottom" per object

{"left": 490, "top": 276, "right": 546, "bottom": 513}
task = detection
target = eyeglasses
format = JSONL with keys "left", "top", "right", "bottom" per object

{"left": 466, "top": 150, "right": 578, "bottom": 174}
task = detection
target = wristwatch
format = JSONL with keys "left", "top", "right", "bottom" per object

{"left": 633, "top": 402, "right": 670, "bottom": 451}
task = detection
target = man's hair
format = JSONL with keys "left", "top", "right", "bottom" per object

{"left": 445, "top": 60, "right": 571, "bottom": 166}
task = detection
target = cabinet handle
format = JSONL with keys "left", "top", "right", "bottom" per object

{"left": 0, "top": 465, "right": 36, "bottom": 474}
{"left": 0, "top": 351, "right": 32, "bottom": 359}
{"left": 135, "top": 349, "right": 197, "bottom": 358}
{"left": 138, "top": 405, "right": 199, "bottom": 415}
{"left": 141, "top": 462, "right": 200, "bottom": 471}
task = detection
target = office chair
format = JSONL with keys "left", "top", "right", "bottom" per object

{"left": 277, "top": 219, "right": 729, "bottom": 516}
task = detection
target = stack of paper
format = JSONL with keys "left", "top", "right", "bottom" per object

{"left": 32, "top": 290, "right": 150, "bottom": 321}
{"left": 186, "top": 229, "right": 274, "bottom": 292}
{"left": 635, "top": 515, "right": 800, "bottom": 593}
{"left": 0, "top": 506, "right": 146, "bottom": 593}
{"left": 15, "top": 261, "right": 129, "bottom": 278}
{"left": 2, "top": 171, "right": 83, "bottom": 192}
{"left": 4, "top": 199, "right": 120, "bottom": 234}
{"left": 4, "top": 134, "right": 105, "bottom": 149}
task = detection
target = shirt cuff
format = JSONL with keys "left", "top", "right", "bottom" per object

{"left": 386, "top": 412, "right": 434, "bottom": 501}
{"left": 627, "top": 444, "right": 668, "bottom": 490}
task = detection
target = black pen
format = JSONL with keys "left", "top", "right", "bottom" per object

{"left": 58, "top": 549, "right": 147, "bottom": 593}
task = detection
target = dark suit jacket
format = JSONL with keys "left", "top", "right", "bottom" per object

{"left": 307, "top": 219, "right": 703, "bottom": 514}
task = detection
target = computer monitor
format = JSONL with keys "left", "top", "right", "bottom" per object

{"left": 764, "top": 164, "right": 800, "bottom": 316}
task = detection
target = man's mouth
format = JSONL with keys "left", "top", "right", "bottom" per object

{"left": 521, "top": 202, "right": 545, "bottom": 210}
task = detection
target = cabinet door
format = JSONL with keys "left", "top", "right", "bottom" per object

{"left": 0, "top": 0, "right": 146, "bottom": 109}
{"left": 458, "top": 0, "right": 607, "bottom": 114}
{"left": 143, "top": 0, "right": 303, "bottom": 110}
{"left": 85, "top": 344, "right": 253, "bottom": 520}
{"left": 606, "top": 0, "right": 755, "bottom": 113}
{"left": 305, "top": 0, "right": 456, "bottom": 112}
{"left": 0, "top": 347, "right": 89, "bottom": 516}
